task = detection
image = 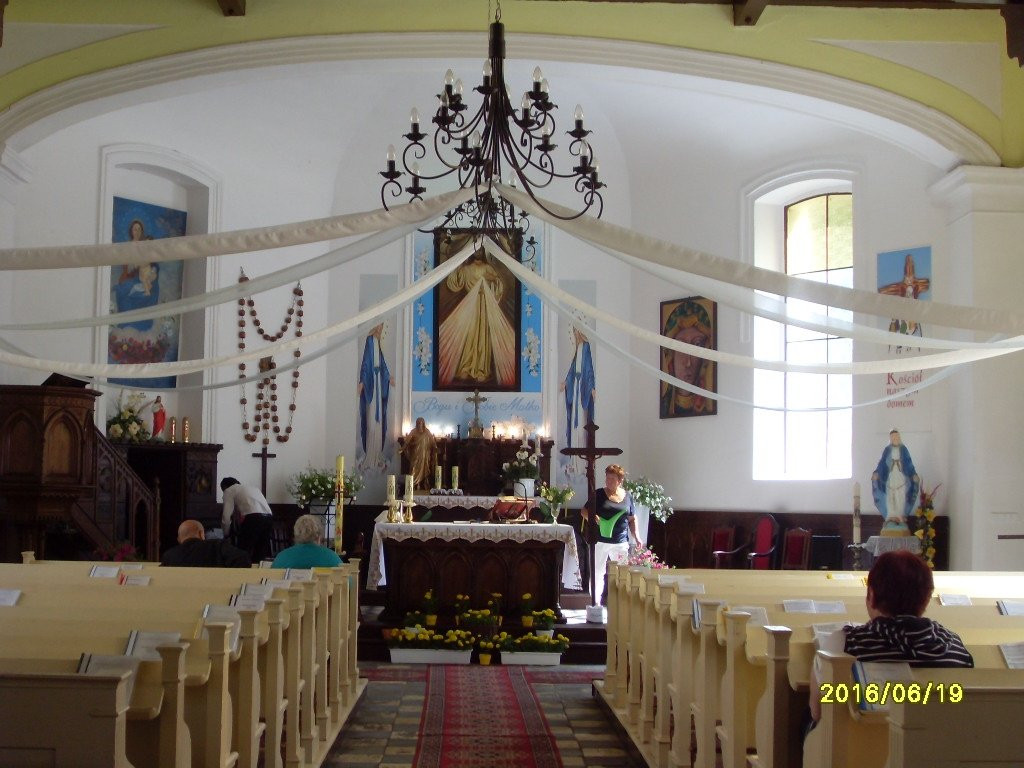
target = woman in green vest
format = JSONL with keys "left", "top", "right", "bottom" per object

{"left": 591, "top": 464, "right": 640, "bottom": 606}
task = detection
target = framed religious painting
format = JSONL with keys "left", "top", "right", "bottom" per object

{"left": 107, "top": 196, "right": 186, "bottom": 389}
{"left": 659, "top": 296, "right": 717, "bottom": 418}
{"left": 432, "top": 228, "right": 523, "bottom": 392}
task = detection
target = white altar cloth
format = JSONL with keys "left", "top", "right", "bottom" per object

{"left": 412, "top": 494, "right": 539, "bottom": 510}
{"left": 367, "top": 522, "right": 582, "bottom": 590}
{"left": 864, "top": 535, "right": 921, "bottom": 556}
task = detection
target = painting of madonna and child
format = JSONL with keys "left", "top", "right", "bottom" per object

{"left": 107, "top": 196, "right": 186, "bottom": 389}
{"left": 433, "top": 229, "right": 522, "bottom": 392}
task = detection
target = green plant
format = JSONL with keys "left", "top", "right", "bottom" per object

{"left": 623, "top": 477, "right": 674, "bottom": 522}
{"left": 531, "top": 608, "right": 556, "bottom": 629}
{"left": 519, "top": 592, "right": 534, "bottom": 614}
{"left": 286, "top": 467, "right": 364, "bottom": 506}
{"left": 106, "top": 391, "right": 151, "bottom": 443}
{"left": 502, "top": 448, "right": 539, "bottom": 482}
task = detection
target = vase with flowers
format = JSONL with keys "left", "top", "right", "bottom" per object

{"left": 106, "top": 391, "right": 151, "bottom": 443}
{"left": 502, "top": 448, "right": 540, "bottom": 497}
{"left": 519, "top": 592, "right": 534, "bottom": 627}
{"left": 538, "top": 482, "right": 575, "bottom": 523}
{"left": 531, "top": 608, "right": 556, "bottom": 637}
{"left": 914, "top": 484, "right": 940, "bottom": 569}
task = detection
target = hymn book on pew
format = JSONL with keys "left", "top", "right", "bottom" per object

{"left": 125, "top": 630, "right": 182, "bottom": 661}
{"left": 202, "top": 604, "right": 242, "bottom": 652}
{"left": 230, "top": 593, "right": 266, "bottom": 611}
{"left": 284, "top": 569, "right": 313, "bottom": 581}
{"left": 938, "top": 593, "right": 972, "bottom": 606}
{"left": 783, "top": 599, "right": 846, "bottom": 614}
{"left": 850, "top": 661, "right": 915, "bottom": 712}
{"left": 997, "top": 600, "right": 1024, "bottom": 616}
{"left": 89, "top": 564, "right": 121, "bottom": 579}
{"left": 728, "top": 606, "right": 769, "bottom": 627}
{"left": 77, "top": 653, "right": 142, "bottom": 701}
{"left": 0, "top": 589, "right": 21, "bottom": 606}
{"left": 999, "top": 641, "right": 1024, "bottom": 669}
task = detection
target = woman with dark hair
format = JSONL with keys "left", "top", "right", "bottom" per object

{"left": 809, "top": 550, "right": 973, "bottom": 722}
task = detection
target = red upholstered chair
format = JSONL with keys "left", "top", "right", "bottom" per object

{"left": 709, "top": 526, "right": 737, "bottom": 569}
{"left": 746, "top": 514, "right": 780, "bottom": 569}
{"left": 781, "top": 527, "right": 812, "bottom": 570}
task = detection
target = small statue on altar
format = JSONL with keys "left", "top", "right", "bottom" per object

{"left": 401, "top": 417, "right": 437, "bottom": 490}
{"left": 871, "top": 429, "right": 920, "bottom": 536}
{"left": 147, "top": 395, "right": 166, "bottom": 440}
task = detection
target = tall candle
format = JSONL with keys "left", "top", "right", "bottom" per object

{"left": 451, "top": 466, "right": 459, "bottom": 490}
{"left": 434, "top": 465, "right": 442, "bottom": 490}
{"left": 852, "top": 481, "right": 862, "bottom": 546}
{"left": 387, "top": 474, "right": 396, "bottom": 501}
{"left": 405, "top": 474, "right": 415, "bottom": 503}
{"left": 335, "top": 455, "right": 344, "bottom": 553}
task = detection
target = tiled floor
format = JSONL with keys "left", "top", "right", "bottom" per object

{"left": 325, "top": 663, "right": 644, "bottom": 767}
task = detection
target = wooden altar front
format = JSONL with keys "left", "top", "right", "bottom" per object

{"left": 397, "top": 435, "right": 554, "bottom": 494}
{"left": 368, "top": 522, "right": 582, "bottom": 623}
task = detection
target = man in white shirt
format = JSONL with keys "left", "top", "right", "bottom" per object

{"left": 220, "top": 477, "right": 274, "bottom": 563}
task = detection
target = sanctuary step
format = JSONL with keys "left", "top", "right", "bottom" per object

{"left": 358, "top": 605, "right": 608, "bottom": 665}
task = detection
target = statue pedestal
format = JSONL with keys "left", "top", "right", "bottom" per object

{"left": 880, "top": 519, "right": 912, "bottom": 537}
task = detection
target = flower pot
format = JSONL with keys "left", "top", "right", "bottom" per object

{"left": 501, "top": 651, "right": 561, "bottom": 666}
{"left": 512, "top": 478, "right": 536, "bottom": 498}
{"left": 534, "top": 628, "right": 554, "bottom": 638}
{"left": 389, "top": 648, "right": 472, "bottom": 664}
{"left": 478, "top": 653, "right": 492, "bottom": 666}
{"left": 425, "top": 614, "right": 438, "bottom": 627}
{"left": 521, "top": 615, "right": 534, "bottom": 628}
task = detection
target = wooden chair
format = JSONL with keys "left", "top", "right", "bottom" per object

{"left": 781, "top": 526, "right": 812, "bottom": 569}
{"left": 709, "top": 526, "right": 737, "bottom": 569}
{"left": 713, "top": 514, "right": 779, "bottom": 569}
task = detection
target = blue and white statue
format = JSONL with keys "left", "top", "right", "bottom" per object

{"left": 871, "top": 429, "right": 920, "bottom": 534}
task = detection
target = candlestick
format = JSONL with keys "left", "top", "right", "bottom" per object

{"left": 387, "top": 474, "right": 396, "bottom": 501}
{"left": 168, "top": 417, "right": 177, "bottom": 443}
{"left": 181, "top": 417, "right": 191, "bottom": 443}
{"left": 852, "top": 486, "right": 862, "bottom": 546}
{"left": 434, "top": 465, "right": 442, "bottom": 490}
{"left": 451, "top": 466, "right": 459, "bottom": 491}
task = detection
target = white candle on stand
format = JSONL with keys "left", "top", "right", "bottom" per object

{"left": 852, "top": 481, "right": 862, "bottom": 545}
{"left": 452, "top": 466, "right": 459, "bottom": 490}
{"left": 405, "top": 474, "right": 415, "bottom": 503}
{"left": 387, "top": 474, "right": 396, "bottom": 501}
{"left": 434, "top": 465, "right": 442, "bottom": 490}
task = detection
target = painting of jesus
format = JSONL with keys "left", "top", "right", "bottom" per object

{"left": 433, "top": 229, "right": 521, "bottom": 392}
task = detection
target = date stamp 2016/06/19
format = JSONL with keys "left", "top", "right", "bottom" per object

{"left": 819, "top": 682, "right": 963, "bottom": 706}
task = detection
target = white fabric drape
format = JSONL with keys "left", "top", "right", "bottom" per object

{"left": 0, "top": 189, "right": 472, "bottom": 270}
{"left": 496, "top": 183, "right": 1024, "bottom": 335}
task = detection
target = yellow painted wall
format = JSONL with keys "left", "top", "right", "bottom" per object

{"left": 4, "top": 0, "right": 1023, "bottom": 165}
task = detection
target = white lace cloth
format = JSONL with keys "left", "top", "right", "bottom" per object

{"left": 367, "top": 522, "right": 582, "bottom": 590}
{"left": 413, "top": 495, "right": 540, "bottom": 510}
{"left": 864, "top": 535, "right": 922, "bottom": 556}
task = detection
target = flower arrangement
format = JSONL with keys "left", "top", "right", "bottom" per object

{"left": 286, "top": 467, "right": 364, "bottom": 506}
{"left": 386, "top": 627, "right": 476, "bottom": 650}
{"left": 495, "top": 631, "right": 570, "bottom": 653}
{"left": 914, "top": 484, "right": 940, "bottom": 569}
{"left": 421, "top": 589, "right": 439, "bottom": 614}
{"left": 453, "top": 593, "right": 470, "bottom": 614}
{"left": 106, "top": 391, "right": 151, "bottom": 443}
{"left": 519, "top": 592, "right": 534, "bottom": 614}
{"left": 623, "top": 476, "right": 674, "bottom": 522}
{"left": 93, "top": 541, "right": 140, "bottom": 562}
{"left": 531, "top": 608, "right": 556, "bottom": 630}
{"left": 487, "top": 592, "right": 503, "bottom": 616}
{"left": 538, "top": 482, "right": 575, "bottom": 523}
{"left": 403, "top": 610, "right": 427, "bottom": 627}
{"left": 459, "top": 609, "right": 498, "bottom": 630}
{"left": 625, "top": 543, "right": 670, "bottom": 569}
{"left": 502, "top": 448, "right": 539, "bottom": 482}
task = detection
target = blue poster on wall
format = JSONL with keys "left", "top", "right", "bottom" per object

{"left": 108, "top": 196, "right": 187, "bottom": 389}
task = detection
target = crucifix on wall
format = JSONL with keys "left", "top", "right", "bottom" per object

{"left": 561, "top": 420, "right": 622, "bottom": 606}
{"left": 251, "top": 445, "right": 276, "bottom": 497}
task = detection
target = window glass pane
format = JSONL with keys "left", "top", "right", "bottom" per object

{"left": 786, "top": 338, "right": 827, "bottom": 365}
{"left": 786, "top": 371, "right": 827, "bottom": 409}
{"left": 786, "top": 411, "right": 826, "bottom": 477}
{"left": 753, "top": 408, "right": 785, "bottom": 479}
{"left": 754, "top": 369, "right": 785, "bottom": 409}
{"left": 786, "top": 197, "right": 826, "bottom": 275}
{"left": 826, "top": 409, "right": 853, "bottom": 476}
{"left": 828, "top": 337, "right": 852, "bottom": 364}
{"left": 754, "top": 316, "right": 784, "bottom": 360}
{"left": 827, "top": 372, "right": 852, "bottom": 407}
{"left": 827, "top": 194, "right": 853, "bottom": 269}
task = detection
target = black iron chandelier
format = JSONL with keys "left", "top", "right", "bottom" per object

{"left": 379, "top": 3, "right": 605, "bottom": 235}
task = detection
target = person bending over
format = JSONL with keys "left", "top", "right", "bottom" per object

{"left": 220, "top": 476, "right": 274, "bottom": 563}
{"left": 271, "top": 514, "right": 344, "bottom": 569}
{"left": 809, "top": 550, "right": 972, "bottom": 723}
{"left": 161, "top": 519, "right": 251, "bottom": 568}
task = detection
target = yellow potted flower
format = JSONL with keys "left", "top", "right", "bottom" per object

{"left": 531, "top": 608, "right": 556, "bottom": 637}
{"left": 422, "top": 589, "right": 439, "bottom": 626}
{"left": 498, "top": 631, "right": 570, "bottom": 665}
{"left": 478, "top": 638, "right": 496, "bottom": 666}
{"left": 520, "top": 592, "right": 535, "bottom": 627}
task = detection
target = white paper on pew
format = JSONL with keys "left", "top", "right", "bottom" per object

{"left": 89, "top": 565, "right": 121, "bottom": 579}
{"left": 997, "top": 600, "right": 1024, "bottom": 616}
{"left": 77, "top": 653, "right": 141, "bottom": 702}
{"left": 0, "top": 588, "right": 22, "bottom": 606}
{"left": 125, "top": 630, "right": 182, "bottom": 661}
{"left": 783, "top": 599, "right": 846, "bottom": 614}
{"left": 202, "top": 604, "right": 242, "bottom": 652}
{"left": 999, "top": 641, "right": 1024, "bottom": 669}
{"left": 241, "top": 583, "right": 275, "bottom": 597}
{"left": 119, "top": 574, "right": 151, "bottom": 586}
{"left": 939, "top": 593, "right": 972, "bottom": 606}
{"left": 118, "top": 563, "right": 144, "bottom": 571}
{"left": 729, "top": 606, "right": 769, "bottom": 627}
{"left": 260, "top": 579, "right": 294, "bottom": 590}
{"left": 284, "top": 569, "right": 314, "bottom": 581}
{"left": 657, "top": 573, "right": 690, "bottom": 585}
{"left": 851, "top": 661, "right": 915, "bottom": 711}
{"left": 230, "top": 594, "right": 266, "bottom": 611}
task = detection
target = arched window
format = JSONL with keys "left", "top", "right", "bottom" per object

{"left": 752, "top": 189, "right": 852, "bottom": 480}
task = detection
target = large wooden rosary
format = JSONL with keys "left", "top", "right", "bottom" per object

{"left": 237, "top": 270, "right": 303, "bottom": 444}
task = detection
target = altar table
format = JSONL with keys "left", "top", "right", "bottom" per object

{"left": 368, "top": 522, "right": 582, "bottom": 622}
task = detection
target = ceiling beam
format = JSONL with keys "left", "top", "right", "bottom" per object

{"left": 734, "top": 0, "right": 770, "bottom": 25}
{"left": 217, "top": 0, "right": 246, "bottom": 16}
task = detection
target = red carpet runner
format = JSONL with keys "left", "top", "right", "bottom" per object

{"left": 413, "top": 665, "right": 563, "bottom": 768}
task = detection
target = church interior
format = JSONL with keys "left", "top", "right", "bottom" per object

{"left": 1, "top": 1, "right": 1023, "bottom": 766}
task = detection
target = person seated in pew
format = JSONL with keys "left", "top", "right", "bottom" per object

{"left": 161, "top": 519, "right": 252, "bottom": 568}
{"left": 809, "top": 550, "right": 973, "bottom": 723}
{"left": 271, "top": 514, "right": 344, "bottom": 569}
{"left": 221, "top": 476, "right": 275, "bottom": 562}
